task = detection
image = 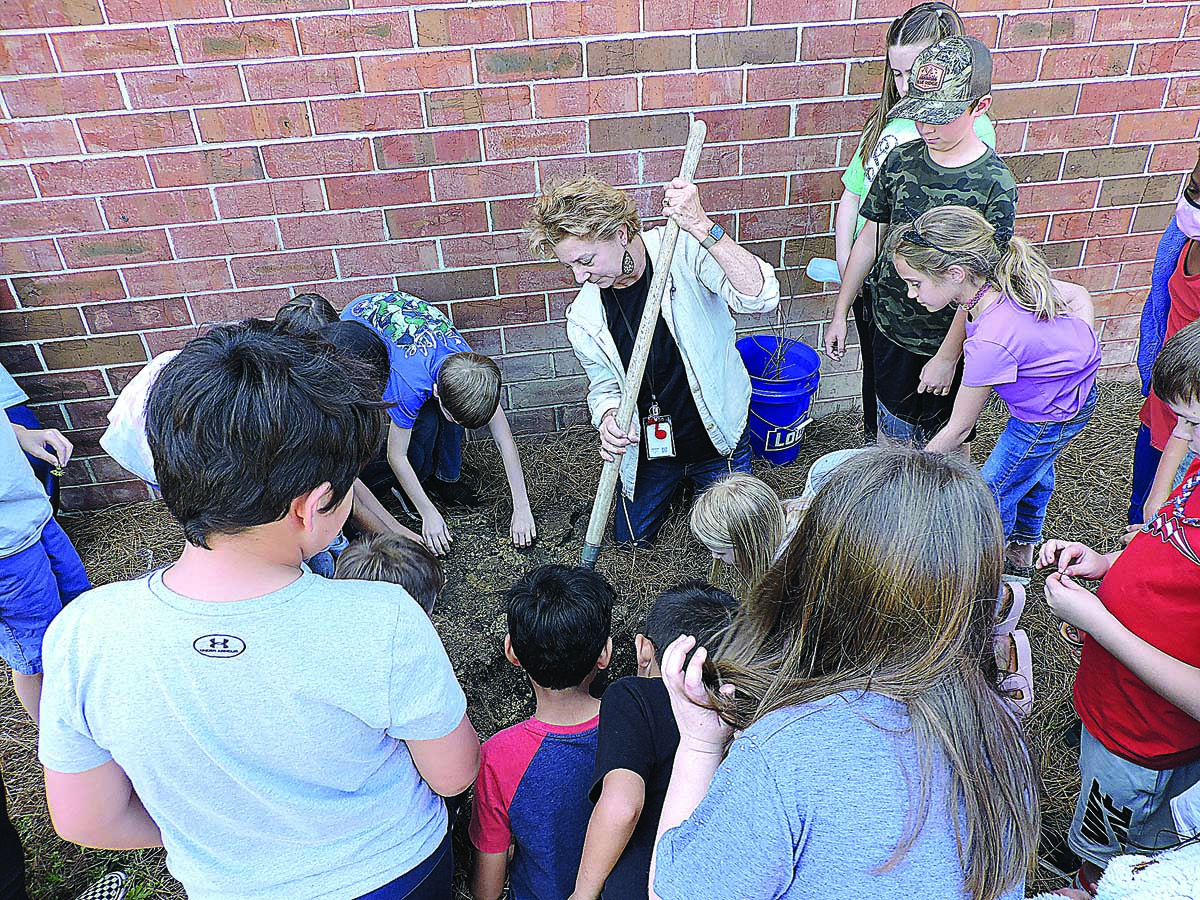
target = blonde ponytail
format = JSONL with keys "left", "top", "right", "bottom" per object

{"left": 995, "top": 235, "right": 1064, "bottom": 320}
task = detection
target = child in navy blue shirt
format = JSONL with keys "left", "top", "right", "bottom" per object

{"left": 573, "top": 581, "right": 737, "bottom": 900}
{"left": 470, "top": 565, "right": 614, "bottom": 900}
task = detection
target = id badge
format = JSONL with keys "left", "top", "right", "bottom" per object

{"left": 644, "top": 412, "right": 676, "bottom": 459}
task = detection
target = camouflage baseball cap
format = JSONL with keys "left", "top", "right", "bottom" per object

{"left": 890, "top": 35, "right": 993, "bottom": 126}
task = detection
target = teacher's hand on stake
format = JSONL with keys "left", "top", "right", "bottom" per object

{"left": 598, "top": 409, "right": 638, "bottom": 463}
{"left": 662, "top": 178, "right": 710, "bottom": 240}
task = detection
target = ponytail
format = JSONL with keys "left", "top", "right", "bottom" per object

{"left": 995, "top": 236, "right": 1063, "bottom": 320}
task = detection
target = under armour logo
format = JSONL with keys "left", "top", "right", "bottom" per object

{"left": 193, "top": 634, "right": 246, "bottom": 659}
{"left": 209, "top": 638, "right": 229, "bottom": 649}
{"left": 1080, "top": 778, "right": 1132, "bottom": 848}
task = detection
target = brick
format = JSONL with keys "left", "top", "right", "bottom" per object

{"left": 644, "top": 145, "right": 739, "bottom": 182}
{"left": 0, "top": 343, "right": 42, "bottom": 375}
{"left": 361, "top": 50, "right": 472, "bottom": 92}
{"left": 1083, "top": 232, "right": 1162, "bottom": 266}
{"left": 700, "top": 176, "right": 787, "bottom": 212}
{"left": 747, "top": 63, "right": 848, "bottom": 102}
{"left": 1168, "top": 75, "right": 1200, "bottom": 109}
{"left": 1040, "top": 240, "right": 1083, "bottom": 270}
{"left": 231, "top": 0, "right": 345, "bottom": 13}
{"left": 492, "top": 196, "right": 542, "bottom": 232}
{"left": 1149, "top": 142, "right": 1198, "bottom": 173}
{"left": 0, "top": 35, "right": 56, "bottom": 77}
{"left": 33, "top": 157, "right": 153, "bottom": 197}
{"left": 80, "top": 111, "right": 196, "bottom": 153}
{"left": 508, "top": 374, "right": 589, "bottom": 408}
{"left": 794, "top": 98, "right": 874, "bottom": 137}
{"left": 1025, "top": 116, "right": 1114, "bottom": 152}
{"left": 483, "top": 122, "right": 587, "bottom": 160}
{"left": 215, "top": 180, "right": 325, "bottom": 219}
{"left": 312, "top": 94, "right": 423, "bottom": 135}
{"left": 441, "top": 233, "right": 530, "bottom": 269}
{"left": 262, "top": 139, "right": 371, "bottom": 178}
{"left": 373, "top": 131, "right": 481, "bottom": 169}
{"left": 478, "top": 43, "right": 583, "bottom": 83}
{"left": 14, "top": 368, "right": 106, "bottom": 404}
{"left": 1094, "top": 6, "right": 1185, "bottom": 42}
{"left": 1116, "top": 110, "right": 1200, "bottom": 145}
{"left": 1014, "top": 214, "right": 1050, "bottom": 242}
{"left": 1004, "top": 152, "right": 1063, "bottom": 185}
{"left": 742, "top": 137, "right": 839, "bottom": 175}
{"left": 188, "top": 286, "right": 290, "bottom": 322}
{"left": 993, "top": 121, "right": 1025, "bottom": 156}
{"left": 416, "top": 6, "right": 527, "bottom": 45}
{"left": 103, "top": 0, "right": 227, "bottom": 23}
{"left": 326, "top": 171, "right": 431, "bottom": 210}
{"left": 4, "top": 74, "right": 124, "bottom": 117}
{"left": 531, "top": 80, "right": 635, "bottom": 118}
{"left": 1098, "top": 174, "right": 1184, "bottom": 208}
{"left": 1017, "top": 180, "right": 1099, "bottom": 214}
{"left": 170, "top": 220, "right": 279, "bottom": 258}
{"left": 992, "top": 50, "right": 1042, "bottom": 85}
{"left": 12, "top": 270, "right": 123, "bottom": 306}
{"left": 1116, "top": 260, "right": 1155, "bottom": 290}
{"left": 62, "top": 481, "right": 154, "bottom": 510}
{"left": 502, "top": 320, "right": 571, "bottom": 352}
{"left": 496, "top": 261, "right": 570, "bottom": 294}
{"left": 53, "top": 27, "right": 175, "bottom": 71}
{"left": 3, "top": 0, "right": 103, "bottom": 27}
{"left": 1079, "top": 78, "right": 1168, "bottom": 115}
{"left": 429, "top": 87, "right": 532, "bottom": 125}
{"left": 1, "top": 239, "right": 61, "bottom": 273}
{"left": 245, "top": 57, "right": 359, "bottom": 101}
{"left": 590, "top": 113, "right": 688, "bottom": 152}
{"left": 1133, "top": 42, "right": 1200, "bottom": 77}
{"left": 1048, "top": 208, "right": 1133, "bottom": 242}
{"left": 396, "top": 268, "right": 494, "bottom": 303}
{"left": 125, "top": 258, "right": 232, "bottom": 296}
{"left": 1063, "top": 146, "right": 1148, "bottom": 181}
{"left": 643, "top": 70, "right": 743, "bottom": 110}
{"left": 1040, "top": 45, "right": 1132, "bottom": 81}
{"left": 123, "top": 66, "right": 244, "bottom": 109}
{"left": 385, "top": 202, "right": 488, "bottom": 239}
{"left": 800, "top": 23, "right": 888, "bottom": 61}
{"left": 0, "top": 307, "right": 86, "bottom": 341}
{"left": 538, "top": 153, "right": 639, "bottom": 188}
{"left": 103, "top": 188, "right": 215, "bottom": 228}
{"left": 1000, "top": 10, "right": 1093, "bottom": 47}
{"left": 740, "top": 205, "right": 830, "bottom": 241}
{"left": 992, "top": 84, "right": 1079, "bottom": 121}
{"left": 0, "top": 121, "right": 81, "bottom": 158}
{"left": 432, "top": 162, "right": 537, "bottom": 201}
{"left": 60, "top": 230, "right": 171, "bottom": 268}
{"left": 493, "top": 350, "right": 554, "bottom": 383}
{"left": 149, "top": 147, "right": 264, "bottom": 187}
{"left": 697, "top": 28, "right": 796, "bottom": 68}
{"left": 694, "top": 106, "right": 792, "bottom": 144}
{"left": 294, "top": 277, "right": 398, "bottom": 309}
{"left": 505, "top": 406, "right": 555, "bottom": 435}
{"left": 195, "top": 102, "right": 311, "bottom": 142}
{"left": 787, "top": 170, "right": 845, "bottom": 205}
{"left": 1133, "top": 202, "right": 1176, "bottom": 234}
{"left": 753, "top": 0, "right": 849, "bottom": 23}
{"left": 177, "top": 20, "right": 297, "bottom": 62}
{"left": 231, "top": 251, "right": 335, "bottom": 288}
{"left": 847, "top": 59, "right": 884, "bottom": 97}
{"left": 42, "top": 335, "right": 147, "bottom": 370}
{"left": 531, "top": 2, "right": 639, "bottom": 37}
{"left": 587, "top": 37, "right": 691, "bottom": 77}
{"left": 279, "top": 210, "right": 385, "bottom": 249}
{"left": 83, "top": 296, "right": 191, "bottom": 333}
{"left": 645, "top": 0, "right": 745, "bottom": 30}
{"left": 0, "top": 199, "right": 103, "bottom": 240}
{"left": 335, "top": 241, "right": 439, "bottom": 278}
{"left": 298, "top": 14, "right": 413, "bottom": 54}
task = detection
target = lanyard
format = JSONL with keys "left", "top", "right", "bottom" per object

{"left": 603, "top": 261, "right": 659, "bottom": 402}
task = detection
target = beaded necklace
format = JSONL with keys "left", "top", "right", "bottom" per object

{"left": 1142, "top": 466, "right": 1200, "bottom": 566}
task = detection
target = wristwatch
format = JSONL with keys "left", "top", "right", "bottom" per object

{"left": 699, "top": 222, "right": 725, "bottom": 251}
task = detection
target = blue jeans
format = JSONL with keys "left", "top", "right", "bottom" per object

{"left": 408, "top": 400, "right": 462, "bottom": 484}
{"left": 1129, "top": 423, "right": 1162, "bottom": 525}
{"left": 981, "top": 387, "right": 1097, "bottom": 544}
{"left": 614, "top": 432, "right": 753, "bottom": 545}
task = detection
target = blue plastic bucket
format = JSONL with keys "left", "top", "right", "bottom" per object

{"left": 736, "top": 336, "right": 821, "bottom": 465}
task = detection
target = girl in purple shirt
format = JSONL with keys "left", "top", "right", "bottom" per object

{"left": 890, "top": 205, "right": 1101, "bottom": 575}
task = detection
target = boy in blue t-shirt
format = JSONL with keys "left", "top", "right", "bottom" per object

{"left": 470, "top": 565, "right": 614, "bottom": 900}
{"left": 341, "top": 290, "right": 535, "bottom": 557}
{"left": 573, "top": 581, "right": 737, "bottom": 900}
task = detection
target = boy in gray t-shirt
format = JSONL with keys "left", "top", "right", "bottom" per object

{"left": 38, "top": 321, "right": 480, "bottom": 900}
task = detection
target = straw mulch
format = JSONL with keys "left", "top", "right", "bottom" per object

{"left": 0, "top": 380, "right": 1143, "bottom": 898}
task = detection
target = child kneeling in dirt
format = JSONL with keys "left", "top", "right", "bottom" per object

{"left": 335, "top": 532, "right": 444, "bottom": 616}
{"left": 470, "top": 565, "right": 614, "bottom": 900}
{"left": 572, "top": 580, "right": 736, "bottom": 900}
{"left": 1039, "top": 320, "right": 1200, "bottom": 895}
{"left": 38, "top": 321, "right": 480, "bottom": 900}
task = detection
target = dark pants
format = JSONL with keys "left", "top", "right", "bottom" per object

{"left": 354, "top": 831, "right": 451, "bottom": 900}
{"left": 853, "top": 289, "right": 877, "bottom": 442}
{"left": 361, "top": 400, "right": 463, "bottom": 497}
{"left": 614, "top": 432, "right": 753, "bottom": 545}
{"left": 1129, "top": 423, "right": 1162, "bottom": 525}
{"left": 5, "top": 405, "right": 57, "bottom": 511}
{"left": 0, "top": 771, "right": 28, "bottom": 900}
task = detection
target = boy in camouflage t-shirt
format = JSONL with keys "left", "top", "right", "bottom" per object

{"left": 826, "top": 36, "right": 1017, "bottom": 446}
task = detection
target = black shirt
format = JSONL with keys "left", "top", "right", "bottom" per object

{"left": 600, "top": 260, "right": 716, "bottom": 465}
{"left": 589, "top": 676, "right": 679, "bottom": 900}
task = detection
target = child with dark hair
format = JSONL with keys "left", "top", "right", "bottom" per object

{"left": 572, "top": 581, "right": 736, "bottom": 900}
{"left": 335, "top": 532, "right": 444, "bottom": 615}
{"left": 274, "top": 292, "right": 338, "bottom": 334}
{"left": 38, "top": 321, "right": 479, "bottom": 900}
{"left": 342, "top": 290, "right": 535, "bottom": 557}
{"left": 470, "top": 565, "right": 614, "bottom": 900}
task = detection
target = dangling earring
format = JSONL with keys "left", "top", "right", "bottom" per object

{"left": 621, "top": 249, "right": 635, "bottom": 275}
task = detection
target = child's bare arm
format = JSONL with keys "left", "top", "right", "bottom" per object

{"left": 486, "top": 407, "right": 536, "bottom": 548}
{"left": 387, "top": 423, "right": 452, "bottom": 556}
{"left": 1143, "top": 434, "right": 1190, "bottom": 521}
{"left": 571, "top": 769, "right": 646, "bottom": 900}
{"left": 45, "top": 760, "right": 163, "bottom": 849}
{"left": 407, "top": 714, "right": 480, "bottom": 797}
{"left": 825, "top": 220, "right": 880, "bottom": 360}
{"left": 834, "top": 187, "right": 862, "bottom": 278}
{"left": 471, "top": 848, "right": 509, "bottom": 900}
{"left": 349, "top": 478, "right": 421, "bottom": 543}
{"left": 922, "top": 307, "right": 968, "bottom": 396}
{"left": 924, "top": 385, "right": 990, "bottom": 455}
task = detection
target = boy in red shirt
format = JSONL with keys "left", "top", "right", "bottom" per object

{"left": 1041, "top": 320, "right": 1200, "bottom": 892}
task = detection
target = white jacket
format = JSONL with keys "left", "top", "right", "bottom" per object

{"left": 566, "top": 226, "right": 780, "bottom": 498}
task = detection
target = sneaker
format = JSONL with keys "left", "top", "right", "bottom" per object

{"left": 74, "top": 872, "right": 129, "bottom": 900}
{"left": 425, "top": 476, "right": 480, "bottom": 508}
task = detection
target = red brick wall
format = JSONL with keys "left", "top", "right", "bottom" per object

{"left": 0, "top": 0, "right": 1195, "bottom": 508}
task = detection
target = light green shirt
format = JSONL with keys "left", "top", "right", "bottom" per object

{"left": 842, "top": 114, "right": 996, "bottom": 238}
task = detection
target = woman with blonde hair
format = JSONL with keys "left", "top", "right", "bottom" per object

{"left": 527, "top": 176, "right": 780, "bottom": 545}
{"left": 651, "top": 448, "right": 1038, "bottom": 900}
{"left": 892, "top": 205, "right": 1101, "bottom": 574}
